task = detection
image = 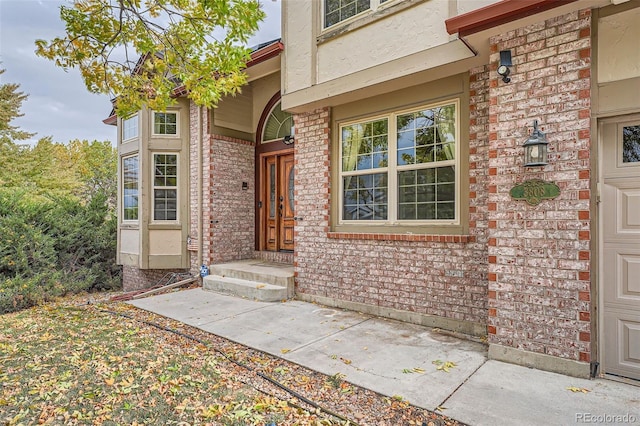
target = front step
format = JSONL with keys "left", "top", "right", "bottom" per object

{"left": 202, "top": 259, "right": 294, "bottom": 302}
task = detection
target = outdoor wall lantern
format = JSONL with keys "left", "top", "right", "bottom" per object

{"left": 523, "top": 120, "right": 548, "bottom": 167}
{"left": 497, "top": 50, "right": 512, "bottom": 83}
{"left": 283, "top": 135, "right": 294, "bottom": 145}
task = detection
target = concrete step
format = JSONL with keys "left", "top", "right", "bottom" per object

{"left": 202, "top": 275, "right": 289, "bottom": 302}
{"left": 203, "top": 259, "right": 294, "bottom": 302}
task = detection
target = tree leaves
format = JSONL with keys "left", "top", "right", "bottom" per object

{"left": 35, "top": 0, "right": 266, "bottom": 117}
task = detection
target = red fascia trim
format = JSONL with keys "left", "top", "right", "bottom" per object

{"left": 445, "top": 0, "right": 578, "bottom": 37}
{"left": 246, "top": 41, "right": 284, "bottom": 68}
{"left": 103, "top": 109, "right": 117, "bottom": 126}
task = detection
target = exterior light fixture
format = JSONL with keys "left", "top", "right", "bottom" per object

{"left": 283, "top": 135, "right": 294, "bottom": 145}
{"left": 497, "top": 50, "right": 512, "bottom": 83}
{"left": 523, "top": 120, "right": 548, "bottom": 167}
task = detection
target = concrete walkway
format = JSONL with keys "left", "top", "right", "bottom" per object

{"left": 130, "top": 288, "right": 640, "bottom": 425}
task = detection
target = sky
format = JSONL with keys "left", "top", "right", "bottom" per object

{"left": 0, "top": 0, "right": 281, "bottom": 145}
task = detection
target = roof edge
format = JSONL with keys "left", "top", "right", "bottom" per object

{"left": 445, "top": 0, "right": 578, "bottom": 37}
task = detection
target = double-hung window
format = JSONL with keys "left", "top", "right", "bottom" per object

{"left": 153, "top": 111, "right": 178, "bottom": 136}
{"left": 122, "top": 114, "right": 139, "bottom": 141}
{"left": 340, "top": 100, "right": 458, "bottom": 224}
{"left": 153, "top": 154, "right": 178, "bottom": 221}
{"left": 122, "top": 155, "right": 139, "bottom": 221}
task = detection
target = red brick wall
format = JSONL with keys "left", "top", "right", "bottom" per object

{"left": 294, "top": 105, "right": 489, "bottom": 329}
{"left": 122, "top": 265, "right": 189, "bottom": 292}
{"left": 188, "top": 103, "right": 256, "bottom": 269}
{"left": 206, "top": 136, "right": 256, "bottom": 264}
{"left": 486, "top": 10, "right": 592, "bottom": 362}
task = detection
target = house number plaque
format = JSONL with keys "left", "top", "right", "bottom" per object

{"left": 509, "top": 179, "right": 560, "bottom": 206}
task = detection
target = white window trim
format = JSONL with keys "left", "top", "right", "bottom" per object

{"left": 122, "top": 114, "right": 139, "bottom": 142}
{"left": 322, "top": 0, "right": 395, "bottom": 30}
{"left": 122, "top": 154, "right": 139, "bottom": 222}
{"left": 152, "top": 152, "right": 179, "bottom": 222}
{"left": 338, "top": 99, "right": 460, "bottom": 226}
{"left": 151, "top": 110, "right": 180, "bottom": 137}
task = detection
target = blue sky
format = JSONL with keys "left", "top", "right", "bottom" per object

{"left": 0, "top": 0, "right": 281, "bottom": 145}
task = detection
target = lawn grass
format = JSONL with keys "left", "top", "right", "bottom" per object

{"left": 0, "top": 299, "right": 336, "bottom": 425}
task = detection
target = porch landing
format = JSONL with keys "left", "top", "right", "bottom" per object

{"left": 202, "top": 259, "right": 294, "bottom": 302}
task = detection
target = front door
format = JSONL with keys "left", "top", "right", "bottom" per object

{"left": 263, "top": 152, "right": 294, "bottom": 252}
{"left": 601, "top": 115, "right": 640, "bottom": 381}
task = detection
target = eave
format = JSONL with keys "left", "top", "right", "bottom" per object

{"left": 445, "top": 0, "right": 578, "bottom": 37}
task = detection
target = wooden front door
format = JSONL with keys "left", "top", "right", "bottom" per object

{"left": 263, "top": 152, "right": 294, "bottom": 252}
{"left": 601, "top": 115, "right": 640, "bottom": 381}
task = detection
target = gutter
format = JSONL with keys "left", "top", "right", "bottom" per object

{"left": 445, "top": 0, "right": 578, "bottom": 37}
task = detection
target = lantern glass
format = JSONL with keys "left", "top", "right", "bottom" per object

{"left": 523, "top": 121, "right": 548, "bottom": 167}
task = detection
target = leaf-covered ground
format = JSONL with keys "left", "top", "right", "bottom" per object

{"left": 0, "top": 293, "right": 463, "bottom": 426}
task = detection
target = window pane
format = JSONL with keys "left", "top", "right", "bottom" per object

{"left": 122, "top": 155, "right": 139, "bottom": 220}
{"left": 398, "top": 166, "right": 455, "bottom": 221}
{"left": 153, "top": 112, "right": 178, "bottom": 135}
{"left": 154, "top": 154, "right": 178, "bottom": 221}
{"left": 342, "top": 119, "right": 387, "bottom": 172}
{"left": 122, "top": 115, "right": 138, "bottom": 141}
{"left": 262, "top": 102, "right": 294, "bottom": 143}
{"left": 622, "top": 125, "right": 640, "bottom": 163}
{"left": 397, "top": 104, "right": 455, "bottom": 165}
{"left": 343, "top": 172, "right": 387, "bottom": 220}
{"left": 325, "top": 0, "right": 370, "bottom": 28}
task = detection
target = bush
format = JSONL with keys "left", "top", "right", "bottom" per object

{"left": 0, "top": 189, "right": 120, "bottom": 314}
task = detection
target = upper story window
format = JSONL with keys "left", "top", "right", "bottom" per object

{"left": 340, "top": 100, "right": 459, "bottom": 224}
{"left": 262, "top": 101, "right": 294, "bottom": 143}
{"left": 122, "top": 114, "right": 139, "bottom": 142}
{"left": 153, "top": 154, "right": 178, "bottom": 221}
{"left": 153, "top": 111, "right": 178, "bottom": 136}
{"left": 122, "top": 155, "right": 139, "bottom": 221}
{"left": 324, "top": 0, "right": 390, "bottom": 28}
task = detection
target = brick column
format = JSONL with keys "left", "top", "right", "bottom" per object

{"left": 486, "top": 10, "right": 592, "bottom": 376}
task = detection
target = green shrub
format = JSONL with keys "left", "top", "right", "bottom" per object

{"left": 0, "top": 188, "right": 120, "bottom": 314}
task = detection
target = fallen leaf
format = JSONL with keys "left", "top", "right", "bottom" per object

{"left": 105, "top": 378, "right": 115, "bottom": 386}
{"left": 432, "top": 360, "right": 457, "bottom": 372}
{"left": 567, "top": 386, "right": 590, "bottom": 393}
{"left": 340, "top": 357, "right": 352, "bottom": 365}
{"left": 280, "top": 348, "right": 291, "bottom": 354}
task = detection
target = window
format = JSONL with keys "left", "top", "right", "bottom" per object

{"left": 153, "top": 154, "right": 178, "bottom": 221}
{"left": 262, "top": 101, "right": 294, "bottom": 143}
{"left": 153, "top": 112, "right": 178, "bottom": 136}
{"left": 340, "top": 100, "right": 458, "bottom": 224}
{"left": 122, "top": 155, "right": 139, "bottom": 221}
{"left": 122, "top": 115, "right": 138, "bottom": 141}
{"left": 324, "top": 0, "right": 390, "bottom": 28}
{"left": 622, "top": 125, "right": 640, "bottom": 163}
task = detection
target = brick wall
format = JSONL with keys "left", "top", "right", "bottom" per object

{"left": 206, "top": 135, "right": 256, "bottom": 264}
{"left": 294, "top": 107, "right": 489, "bottom": 331}
{"left": 486, "top": 10, "right": 592, "bottom": 362}
{"left": 122, "top": 265, "right": 189, "bottom": 292}
{"left": 188, "top": 103, "right": 212, "bottom": 275}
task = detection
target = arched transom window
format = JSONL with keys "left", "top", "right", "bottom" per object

{"left": 262, "top": 101, "right": 294, "bottom": 143}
